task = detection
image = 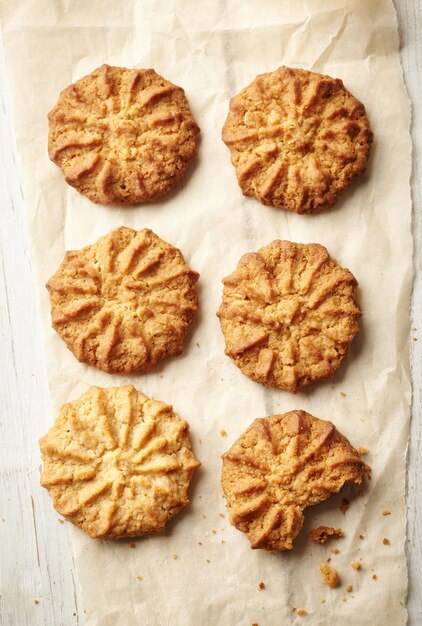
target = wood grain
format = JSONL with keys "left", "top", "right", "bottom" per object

{"left": 0, "top": 38, "right": 82, "bottom": 626}
{"left": 393, "top": 0, "right": 422, "bottom": 621}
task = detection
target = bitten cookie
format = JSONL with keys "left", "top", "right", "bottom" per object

{"left": 217, "top": 240, "right": 361, "bottom": 393}
{"left": 48, "top": 64, "right": 200, "bottom": 204}
{"left": 40, "top": 386, "right": 200, "bottom": 539}
{"left": 47, "top": 227, "right": 199, "bottom": 374}
{"left": 222, "top": 66, "right": 372, "bottom": 213}
{"left": 221, "top": 410, "right": 366, "bottom": 551}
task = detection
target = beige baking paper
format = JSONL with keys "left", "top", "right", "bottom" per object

{"left": 0, "top": 0, "right": 412, "bottom": 624}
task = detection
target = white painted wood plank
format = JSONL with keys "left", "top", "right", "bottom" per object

{"left": 0, "top": 34, "right": 82, "bottom": 626}
{"left": 393, "top": 1, "right": 422, "bottom": 623}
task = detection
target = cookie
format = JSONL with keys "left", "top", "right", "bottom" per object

{"left": 48, "top": 64, "right": 200, "bottom": 204}
{"left": 222, "top": 66, "right": 372, "bottom": 213}
{"left": 221, "top": 410, "right": 366, "bottom": 551}
{"left": 217, "top": 240, "right": 361, "bottom": 392}
{"left": 46, "top": 227, "right": 199, "bottom": 374}
{"left": 40, "top": 386, "right": 200, "bottom": 539}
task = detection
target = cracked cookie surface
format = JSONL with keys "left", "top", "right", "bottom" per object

{"left": 217, "top": 240, "right": 361, "bottom": 393}
{"left": 47, "top": 226, "right": 199, "bottom": 374}
{"left": 222, "top": 66, "right": 372, "bottom": 213}
{"left": 221, "top": 410, "right": 365, "bottom": 551}
{"left": 48, "top": 64, "right": 200, "bottom": 204}
{"left": 40, "top": 385, "right": 200, "bottom": 539}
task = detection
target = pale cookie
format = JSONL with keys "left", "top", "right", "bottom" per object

{"left": 222, "top": 66, "right": 372, "bottom": 213}
{"left": 221, "top": 410, "right": 365, "bottom": 551}
{"left": 217, "top": 240, "right": 361, "bottom": 393}
{"left": 40, "top": 386, "right": 200, "bottom": 539}
{"left": 48, "top": 64, "right": 200, "bottom": 204}
{"left": 46, "top": 227, "right": 199, "bottom": 374}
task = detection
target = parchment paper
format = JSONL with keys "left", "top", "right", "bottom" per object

{"left": 0, "top": 0, "right": 412, "bottom": 624}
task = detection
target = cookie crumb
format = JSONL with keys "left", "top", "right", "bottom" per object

{"left": 359, "top": 534, "right": 365, "bottom": 539}
{"left": 197, "top": 541, "right": 202, "bottom": 545}
{"left": 221, "top": 539, "right": 226, "bottom": 544}
{"left": 58, "top": 518, "right": 64, "bottom": 524}
{"left": 310, "top": 526, "right": 343, "bottom": 544}
{"left": 383, "top": 538, "right": 390, "bottom": 545}
{"left": 320, "top": 562, "right": 340, "bottom": 588}
{"left": 136, "top": 575, "right": 143, "bottom": 581}
{"left": 340, "top": 391, "right": 347, "bottom": 397}
{"left": 33, "top": 599, "right": 39, "bottom": 605}
{"left": 382, "top": 510, "right": 391, "bottom": 516}
{"left": 219, "top": 512, "right": 225, "bottom": 518}
{"left": 219, "top": 429, "right": 227, "bottom": 437}
{"left": 357, "top": 447, "right": 368, "bottom": 455}
{"left": 206, "top": 559, "right": 211, "bottom": 563}
{"left": 346, "top": 584, "right": 353, "bottom": 593}
{"left": 258, "top": 581, "right": 265, "bottom": 590}
{"left": 295, "top": 608, "right": 308, "bottom": 616}
{"left": 212, "top": 529, "right": 217, "bottom": 534}
{"left": 128, "top": 542, "right": 136, "bottom": 549}
{"left": 339, "top": 498, "right": 350, "bottom": 514}
{"left": 171, "top": 553, "right": 178, "bottom": 560}
{"left": 372, "top": 574, "right": 377, "bottom": 580}
{"left": 330, "top": 547, "right": 340, "bottom": 555}
{"left": 351, "top": 561, "right": 361, "bottom": 570}
{"left": 320, "top": 599, "right": 326, "bottom": 604}
{"left": 196, "top": 341, "right": 200, "bottom": 348}
{"left": 342, "top": 597, "right": 347, "bottom": 603}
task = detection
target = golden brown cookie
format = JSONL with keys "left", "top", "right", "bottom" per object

{"left": 222, "top": 66, "right": 372, "bottom": 213}
{"left": 221, "top": 411, "right": 366, "bottom": 551}
{"left": 217, "top": 240, "right": 361, "bottom": 392}
{"left": 46, "top": 227, "right": 199, "bottom": 374}
{"left": 40, "top": 385, "right": 200, "bottom": 539}
{"left": 48, "top": 64, "right": 200, "bottom": 204}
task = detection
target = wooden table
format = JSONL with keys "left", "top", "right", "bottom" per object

{"left": 0, "top": 1, "right": 420, "bottom": 624}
